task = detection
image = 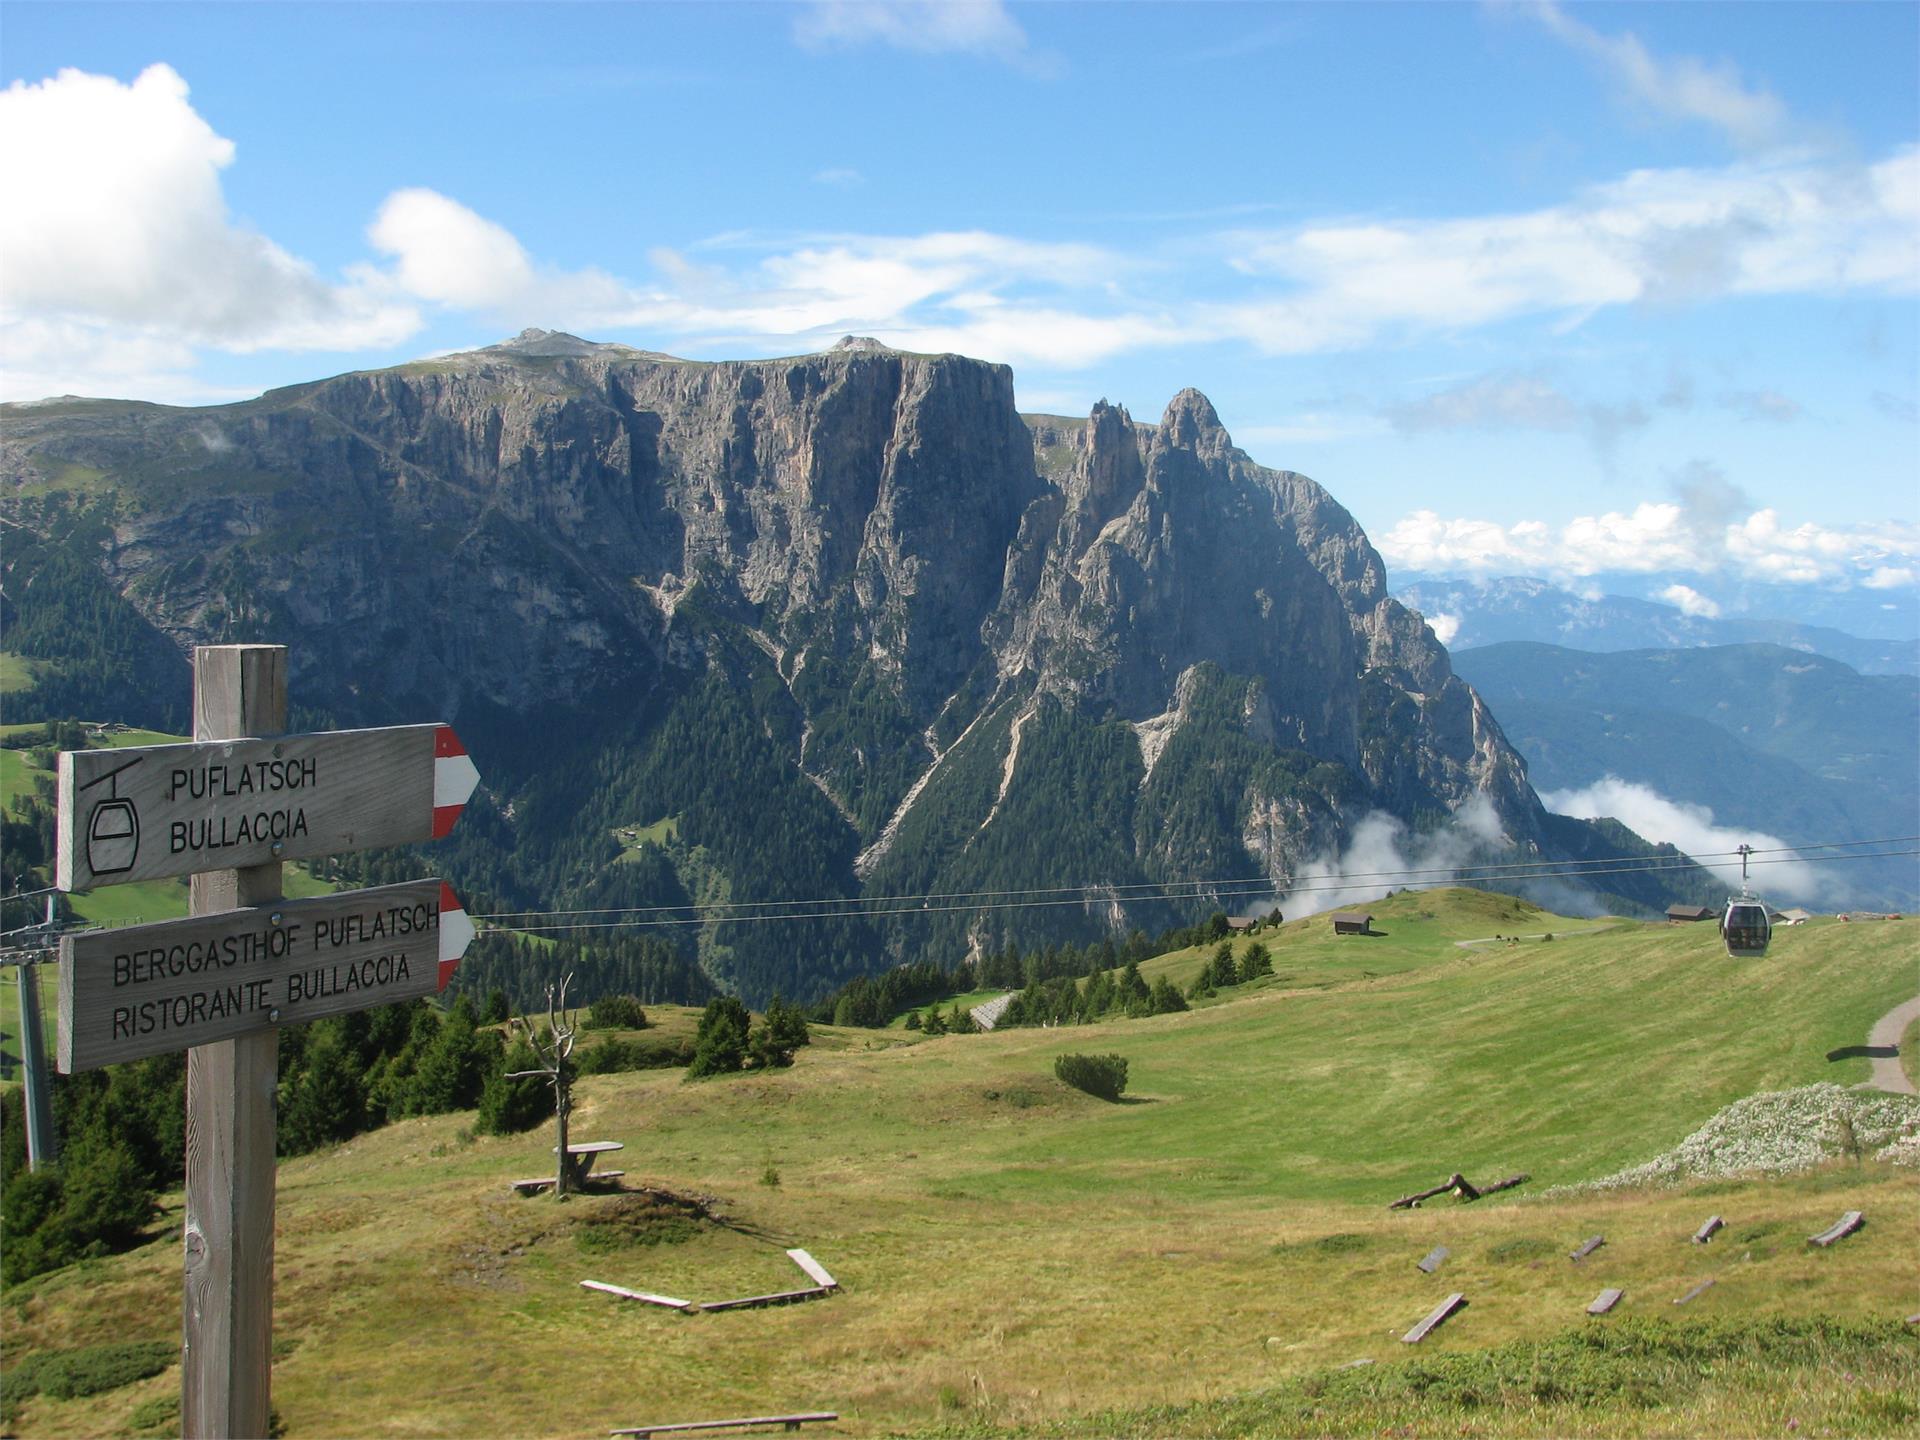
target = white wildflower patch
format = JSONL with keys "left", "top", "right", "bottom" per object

{"left": 1551, "top": 1084, "right": 1920, "bottom": 1195}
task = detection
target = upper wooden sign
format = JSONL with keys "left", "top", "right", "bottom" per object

{"left": 58, "top": 879, "right": 475, "bottom": 1072}
{"left": 56, "top": 724, "right": 480, "bottom": 891}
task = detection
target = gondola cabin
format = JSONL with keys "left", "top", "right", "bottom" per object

{"left": 1721, "top": 897, "right": 1772, "bottom": 957}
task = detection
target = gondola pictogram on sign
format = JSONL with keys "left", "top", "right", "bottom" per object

{"left": 57, "top": 724, "right": 481, "bottom": 891}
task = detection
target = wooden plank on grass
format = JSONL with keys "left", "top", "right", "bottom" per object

{"left": 580, "top": 1280, "right": 693, "bottom": 1311}
{"left": 1586, "top": 1288, "right": 1624, "bottom": 1315}
{"left": 1674, "top": 1278, "right": 1715, "bottom": 1306}
{"left": 698, "top": 1286, "right": 835, "bottom": 1313}
{"left": 1570, "top": 1235, "right": 1605, "bottom": 1262}
{"left": 610, "top": 1412, "right": 837, "bottom": 1437}
{"left": 1416, "top": 1246, "right": 1449, "bottom": 1274}
{"left": 786, "top": 1248, "right": 838, "bottom": 1288}
{"left": 1693, "top": 1215, "right": 1723, "bottom": 1244}
{"left": 1809, "top": 1211, "right": 1864, "bottom": 1248}
{"left": 1401, "top": 1293, "right": 1466, "bottom": 1344}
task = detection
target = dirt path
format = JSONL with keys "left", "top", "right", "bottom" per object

{"left": 1864, "top": 994, "right": 1920, "bottom": 1096}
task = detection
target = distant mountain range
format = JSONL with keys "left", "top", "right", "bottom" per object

{"left": 1395, "top": 574, "right": 1919, "bottom": 676}
{"left": 1451, "top": 641, "right": 1920, "bottom": 909}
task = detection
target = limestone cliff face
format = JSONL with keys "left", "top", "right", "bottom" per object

{"left": 2, "top": 329, "right": 1548, "bottom": 919}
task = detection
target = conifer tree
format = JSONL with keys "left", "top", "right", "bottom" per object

{"left": 687, "top": 996, "right": 751, "bottom": 1077}
{"left": 1238, "top": 941, "right": 1272, "bottom": 983}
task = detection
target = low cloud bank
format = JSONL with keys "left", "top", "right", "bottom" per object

{"left": 1268, "top": 796, "right": 1506, "bottom": 921}
{"left": 1540, "top": 775, "right": 1820, "bottom": 902}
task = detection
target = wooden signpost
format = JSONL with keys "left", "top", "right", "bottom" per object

{"left": 52, "top": 646, "right": 483, "bottom": 1440}
{"left": 57, "top": 722, "right": 478, "bottom": 891}
{"left": 57, "top": 880, "right": 473, "bottom": 1072}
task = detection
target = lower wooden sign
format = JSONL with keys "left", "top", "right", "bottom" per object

{"left": 57, "top": 880, "right": 474, "bottom": 1072}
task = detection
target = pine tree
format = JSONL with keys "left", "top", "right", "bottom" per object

{"left": 478, "top": 1037, "right": 554, "bottom": 1134}
{"left": 687, "top": 996, "right": 751, "bottom": 1078}
{"left": 1149, "top": 976, "right": 1189, "bottom": 1014}
{"left": 1238, "top": 941, "right": 1272, "bottom": 983}
{"left": 280, "top": 1031, "right": 366, "bottom": 1154}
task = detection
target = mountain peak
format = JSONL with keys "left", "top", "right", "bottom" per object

{"left": 483, "top": 328, "right": 621, "bottom": 358}
{"left": 831, "top": 334, "right": 893, "bottom": 353}
{"left": 1160, "top": 388, "right": 1228, "bottom": 448}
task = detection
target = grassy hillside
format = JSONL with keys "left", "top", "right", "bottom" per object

{"left": 3, "top": 891, "right": 1915, "bottom": 1437}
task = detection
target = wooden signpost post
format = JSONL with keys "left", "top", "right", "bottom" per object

{"left": 51, "top": 646, "right": 483, "bottom": 1440}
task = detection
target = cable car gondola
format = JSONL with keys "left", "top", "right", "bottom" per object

{"left": 1720, "top": 843, "right": 1772, "bottom": 958}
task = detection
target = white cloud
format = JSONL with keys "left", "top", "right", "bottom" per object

{"left": 1540, "top": 777, "right": 1817, "bottom": 901}
{"left": 1659, "top": 583, "right": 1720, "bottom": 618}
{"left": 5, "top": 62, "right": 1914, "bottom": 408}
{"left": 1525, "top": 0, "right": 1789, "bottom": 149}
{"left": 1383, "top": 370, "right": 1650, "bottom": 459}
{"left": 1275, "top": 796, "right": 1507, "bottom": 920}
{"left": 368, "top": 188, "right": 630, "bottom": 323}
{"left": 1211, "top": 146, "right": 1920, "bottom": 353}
{"left": 1378, "top": 494, "right": 1920, "bottom": 589}
{"left": 1864, "top": 566, "right": 1917, "bottom": 590}
{"left": 1389, "top": 373, "right": 1580, "bottom": 431}
{"left": 1424, "top": 611, "right": 1463, "bottom": 646}
{"left": 0, "top": 64, "right": 416, "bottom": 366}
{"left": 793, "top": 1, "right": 1030, "bottom": 62}
{"left": 370, "top": 189, "right": 536, "bottom": 308}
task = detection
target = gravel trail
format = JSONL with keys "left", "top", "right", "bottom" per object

{"left": 1866, "top": 994, "right": 1920, "bottom": 1096}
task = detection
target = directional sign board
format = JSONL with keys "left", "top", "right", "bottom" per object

{"left": 57, "top": 880, "right": 474, "bottom": 1072}
{"left": 56, "top": 724, "right": 480, "bottom": 891}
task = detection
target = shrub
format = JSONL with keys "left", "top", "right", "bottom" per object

{"left": 587, "top": 994, "right": 649, "bottom": 1030}
{"left": 1054, "top": 1052, "right": 1129, "bottom": 1101}
{"left": 0, "top": 1340, "right": 176, "bottom": 1419}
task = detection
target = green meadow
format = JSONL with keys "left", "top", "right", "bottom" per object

{"left": 4, "top": 889, "right": 1915, "bottom": 1437}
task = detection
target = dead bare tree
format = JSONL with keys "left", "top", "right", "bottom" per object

{"left": 507, "top": 972, "right": 579, "bottom": 1196}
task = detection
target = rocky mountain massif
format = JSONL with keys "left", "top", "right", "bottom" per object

{"left": 1, "top": 331, "right": 1687, "bottom": 1001}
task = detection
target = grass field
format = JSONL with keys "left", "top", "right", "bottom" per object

{"left": 890, "top": 988, "right": 1011, "bottom": 1028}
{"left": 4, "top": 889, "right": 1915, "bottom": 1437}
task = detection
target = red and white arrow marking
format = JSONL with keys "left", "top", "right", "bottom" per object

{"left": 433, "top": 726, "right": 481, "bottom": 838}
{"left": 439, "top": 882, "right": 474, "bottom": 991}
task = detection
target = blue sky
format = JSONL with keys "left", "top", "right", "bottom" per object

{"left": 4, "top": 1, "right": 1916, "bottom": 605}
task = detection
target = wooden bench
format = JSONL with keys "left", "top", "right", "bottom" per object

{"left": 1401, "top": 1293, "right": 1466, "bottom": 1344}
{"left": 1808, "top": 1211, "right": 1864, "bottom": 1248}
{"left": 558, "top": 1140, "right": 625, "bottom": 1186}
{"left": 611, "top": 1413, "right": 837, "bottom": 1438}
{"left": 1693, "top": 1215, "right": 1724, "bottom": 1244}
{"left": 581, "top": 1279, "right": 693, "bottom": 1311}
{"left": 512, "top": 1170, "right": 625, "bottom": 1193}
{"left": 1586, "top": 1288, "right": 1624, "bottom": 1315}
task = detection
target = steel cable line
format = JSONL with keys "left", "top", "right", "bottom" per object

{"left": 478, "top": 847, "right": 1919, "bottom": 935}
{"left": 470, "top": 835, "right": 1920, "bottom": 925}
